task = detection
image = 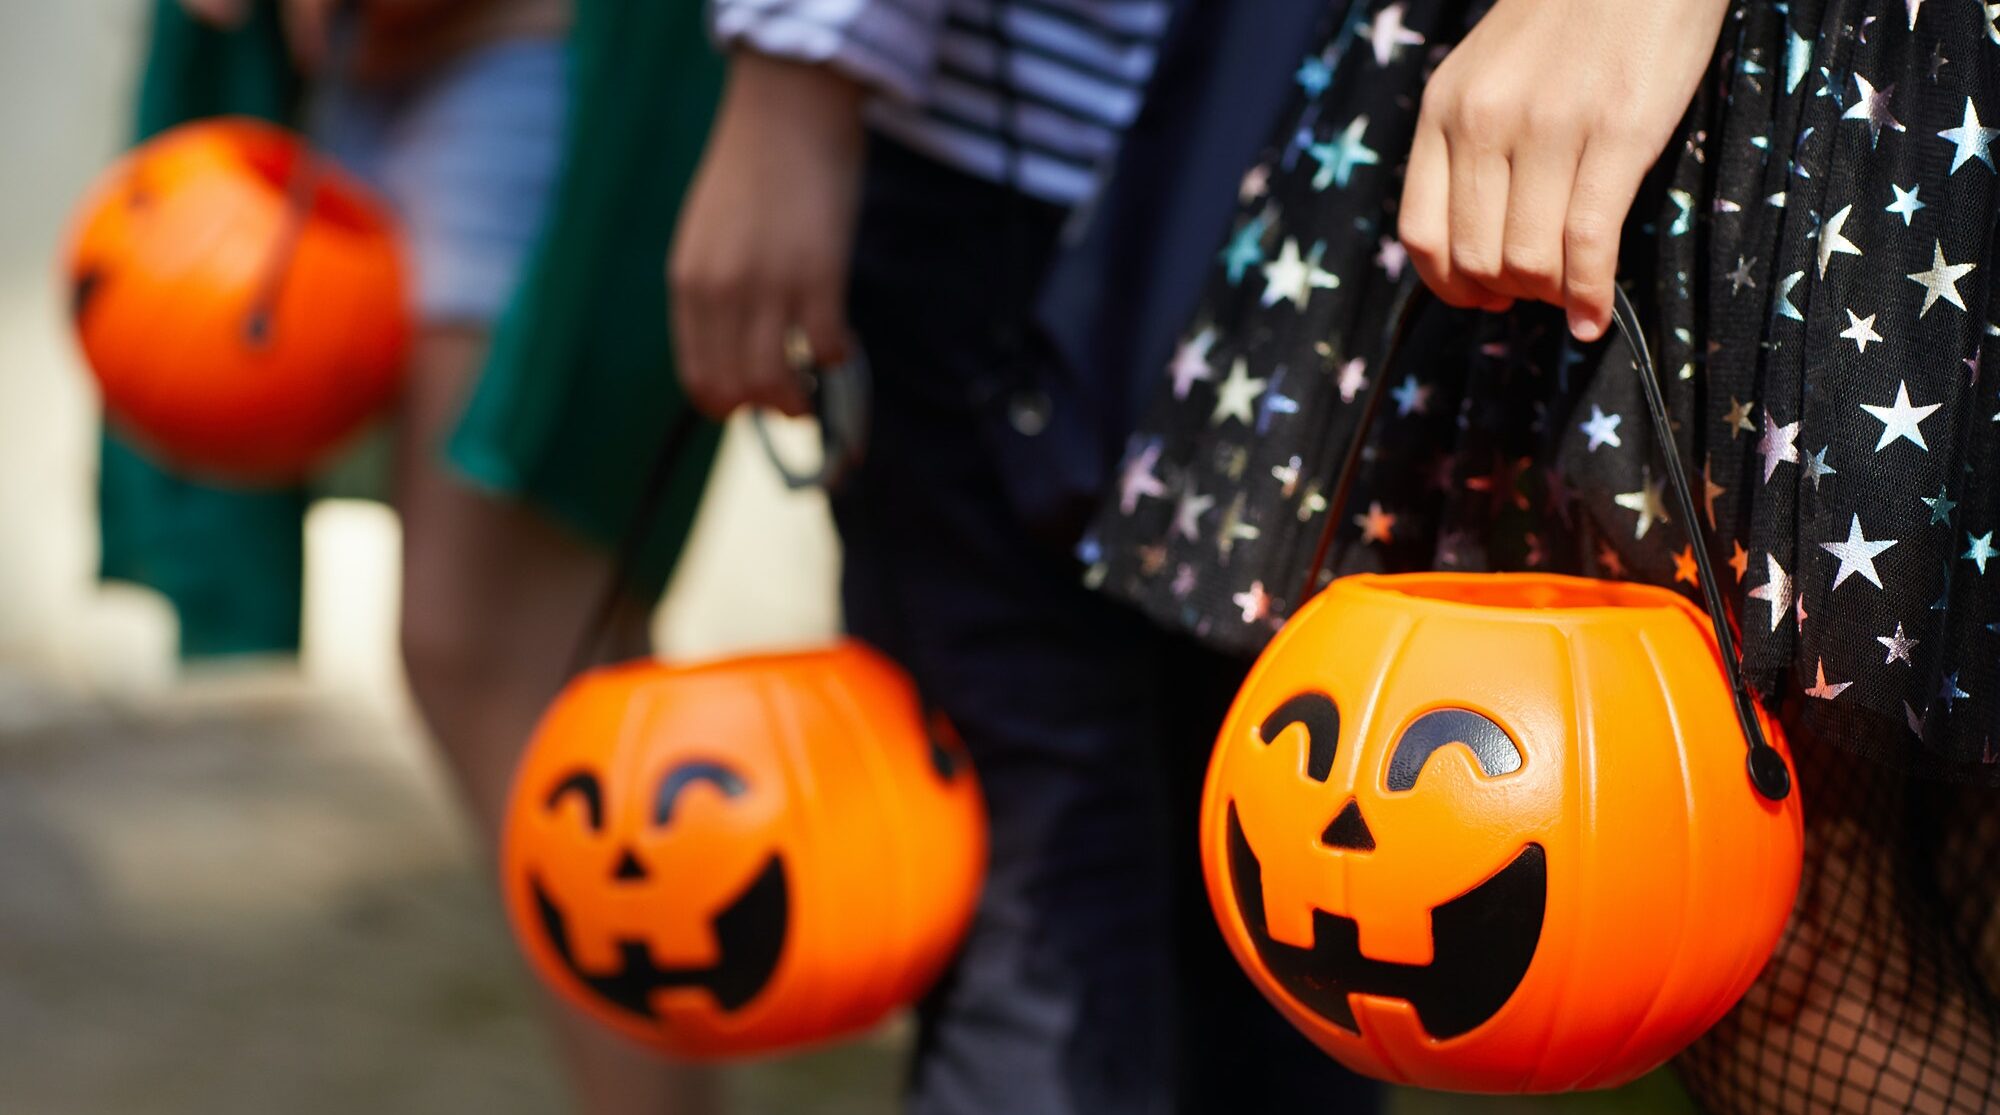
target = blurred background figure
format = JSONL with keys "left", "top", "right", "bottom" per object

{"left": 2, "top": 1, "right": 855, "bottom": 1113}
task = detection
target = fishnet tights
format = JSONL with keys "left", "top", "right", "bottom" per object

{"left": 1677, "top": 722, "right": 2000, "bottom": 1113}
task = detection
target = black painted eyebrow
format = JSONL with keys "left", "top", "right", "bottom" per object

{"left": 654, "top": 762, "right": 748, "bottom": 827}
{"left": 1386, "top": 709, "right": 1523, "bottom": 792}
{"left": 545, "top": 770, "right": 605, "bottom": 831}
{"left": 1259, "top": 691, "right": 1341, "bottom": 783}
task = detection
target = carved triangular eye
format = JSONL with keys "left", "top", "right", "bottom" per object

{"left": 1259, "top": 691, "right": 1340, "bottom": 782}
{"left": 1320, "top": 799, "right": 1375, "bottom": 851}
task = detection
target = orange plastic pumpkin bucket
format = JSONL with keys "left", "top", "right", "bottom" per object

{"left": 64, "top": 117, "right": 409, "bottom": 482}
{"left": 1201, "top": 285, "right": 1804, "bottom": 1092}
{"left": 500, "top": 640, "right": 987, "bottom": 1059}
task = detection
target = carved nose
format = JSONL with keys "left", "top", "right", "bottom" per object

{"left": 1321, "top": 799, "right": 1375, "bottom": 851}
{"left": 612, "top": 848, "right": 649, "bottom": 881}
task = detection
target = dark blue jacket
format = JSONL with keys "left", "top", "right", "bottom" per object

{"left": 1013, "top": 0, "right": 1328, "bottom": 544}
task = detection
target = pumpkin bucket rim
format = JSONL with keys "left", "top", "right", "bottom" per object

{"left": 1327, "top": 571, "right": 1708, "bottom": 622}
{"left": 579, "top": 638, "right": 892, "bottom": 684}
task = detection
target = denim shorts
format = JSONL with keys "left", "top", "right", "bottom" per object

{"left": 314, "top": 37, "right": 569, "bottom": 325}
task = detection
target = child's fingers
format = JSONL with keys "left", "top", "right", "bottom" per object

{"left": 1498, "top": 129, "right": 1583, "bottom": 307}
{"left": 1562, "top": 135, "right": 1649, "bottom": 342}
{"left": 1401, "top": 119, "right": 1496, "bottom": 309}
{"left": 1444, "top": 131, "right": 1513, "bottom": 309}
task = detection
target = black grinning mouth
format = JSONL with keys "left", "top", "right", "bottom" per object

{"left": 532, "top": 855, "right": 788, "bottom": 1019}
{"left": 1225, "top": 803, "right": 1545, "bottom": 1040}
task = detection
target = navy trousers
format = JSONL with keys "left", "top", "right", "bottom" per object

{"left": 833, "top": 138, "right": 1382, "bottom": 1115}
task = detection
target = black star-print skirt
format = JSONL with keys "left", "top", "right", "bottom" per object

{"left": 1087, "top": 0, "right": 2000, "bottom": 784}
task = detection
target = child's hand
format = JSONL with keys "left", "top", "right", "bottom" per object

{"left": 1397, "top": 0, "right": 1727, "bottom": 340}
{"left": 179, "top": 0, "right": 247, "bottom": 26}
{"left": 177, "top": 0, "right": 340, "bottom": 70}
{"left": 670, "top": 54, "right": 865, "bottom": 419}
{"left": 277, "top": 0, "right": 341, "bottom": 70}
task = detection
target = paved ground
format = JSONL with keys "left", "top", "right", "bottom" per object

{"left": 0, "top": 668, "right": 902, "bottom": 1115}
{"left": 0, "top": 665, "right": 1694, "bottom": 1115}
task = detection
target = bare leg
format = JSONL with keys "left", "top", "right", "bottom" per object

{"left": 396, "top": 326, "right": 720, "bottom": 1115}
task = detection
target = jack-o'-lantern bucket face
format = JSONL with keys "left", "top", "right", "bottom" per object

{"left": 522, "top": 751, "right": 790, "bottom": 1028}
{"left": 502, "top": 640, "right": 986, "bottom": 1059}
{"left": 1202, "top": 573, "right": 1804, "bottom": 1093}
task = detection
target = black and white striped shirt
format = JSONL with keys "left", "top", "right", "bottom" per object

{"left": 712, "top": 0, "right": 1173, "bottom": 206}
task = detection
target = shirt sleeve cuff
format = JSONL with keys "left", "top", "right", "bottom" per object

{"left": 712, "top": 1, "right": 942, "bottom": 105}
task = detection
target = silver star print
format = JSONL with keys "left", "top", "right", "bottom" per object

{"left": 1668, "top": 190, "right": 1695, "bottom": 236}
{"left": 1294, "top": 56, "right": 1332, "bottom": 97}
{"left": 1579, "top": 405, "right": 1623, "bottom": 452}
{"left": 1967, "top": 531, "right": 1999, "bottom": 573}
{"left": 1774, "top": 270, "right": 1806, "bottom": 321}
{"left": 1232, "top": 580, "right": 1271, "bottom": 624}
{"left": 1886, "top": 183, "right": 1925, "bottom": 225}
{"left": 1924, "top": 485, "right": 1958, "bottom": 524}
{"left": 1840, "top": 309, "right": 1884, "bottom": 353}
{"left": 1756, "top": 410, "right": 1801, "bottom": 482}
{"left": 1748, "top": 554, "right": 1793, "bottom": 632}
{"left": 1256, "top": 368, "right": 1300, "bottom": 433}
{"left": 1941, "top": 671, "right": 1971, "bottom": 711}
{"left": 1359, "top": 2, "right": 1425, "bottom": 66}
{"left": 1261, "top": 238, "right": 1340, "bottom": 310}
{"left": 1209, "top": 358, "right": 1267, "bottom": 427}
{"left": 1614, "top": 467, "right": 1671, "bottom": 539}
{"left": 1878, "top": 622, "right": 1919, "bottom": 664}
{"left": 1940, "top": 97, "right": 2000, "bottom": 173}
{"left": 1118, "top": 440, "right": 1168, "bottom": 513}
{"left": 1172, "top": 482, "right": 1213, "bottom": 541}
{"left": 1907, "top": 240, "right": 1976, "bottom": 316}
{"left": 1804, "top": 659, "right": 1853, "bottom": 700}
{"left": 1296, "top": 483, "right": 1327, "bottom": 523}
{"left": 1390, "top": 375, "right": 1431, "bottom": 416}
{"left": 1723, "top": 397, "right": 1757, "bottom": 438}
{"left": 1219, "top": 212, "right": 1269, "bottom": 284}
{"left": 1860, "top": 380, "right": 1942, "bottom": 450}
{"left": 1727, "top": 255, "right": 1757, "bottom": 294}
{"left": 1842, "top": 74, "right": 1904, "bottom": 144}
{"left": 1238, "top": 164, "right": 1271, "bottom": 203}
{"left": 1216, "top": 492, "right": 1260, "bottom": 558}
{"left": 1815, "top": 204, "right": 1863, "bottom": 278}
{"left": 1820, "top": 514, "right": 1897, "bottom": 590}
{"left": 1376, "top": 237, "right": 1408, "bottom": 279}
{"left": 1336, "top": 358, "right": 1369, "bottom": 404}
{"left": 1308, "top": 117, "right": 1381, "bottom": 190}
{"left": 1906, "top": 0, "right": 1925, "bottom": 29}
{"left": 1271, "top": 457, "right": 1301, "bottom": 498}
{"left": 1168, "top": 327, "right": 1216, "bottom": 399}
